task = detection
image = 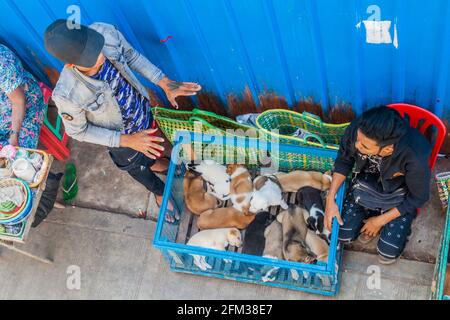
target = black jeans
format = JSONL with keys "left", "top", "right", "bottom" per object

{"left": 338, "top": 173, "right": 416, "bottom": 259}
{"left": 108, "top": 147, "right": 165, "bottom": 196}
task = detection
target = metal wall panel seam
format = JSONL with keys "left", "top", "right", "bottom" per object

{"left": 181, "top": 0, "right": 228, "bottom": 109}
{"left": 37, "top": 0, "right": 57, "bottom": 20}
{"left": 304, "top": 0, "right": 330, "bottom": 111}
{"left": 4, "top": 0, "right": 56, "bottom": 81}
{"left": 262, "top": 0, "right": 296, "bottom": 107}
{"left": 223, "top": 0, "right": 261, "bottom": 104}
{"left": 351, "top": 4, "right": 366, "bottom": 114}
{"left": 433, "top": 0, "right": 450, "bottom": 118}
{"left": 391, "top": 1, "right": 406, "bottom": 104}
{"left": 140, "top": 2, "right": 192, "bottom": 104}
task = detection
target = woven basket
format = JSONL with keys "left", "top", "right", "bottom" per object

{"left": 152, "top": 106, "right": 261, "bottom": 144}
{"left": 13, "top": 148, "right": 50, "bottom": 189}
{"left": 178, "top": 132, "right": 336, "bottom": 173}
{"left": 256, "top": 109, "right": 350, "bottom": 150}
{"left": 436, "top": 171, "right": 450, "bottom": 212}
{"left": 0, "top": 178, "right": 30, "bottom": 221}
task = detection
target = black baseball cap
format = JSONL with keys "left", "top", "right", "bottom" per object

{"left": 44, "top": 19, "right": 105, "bottom": 68}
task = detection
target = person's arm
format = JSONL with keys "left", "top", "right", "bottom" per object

{"left": 324, "top": 172, "right": 346, "bottom": 231}
{"left": 52, "top": 95, "right": 164, "bottom": 158}
{"left": 6, "top": 85, "right": 26, "bottom": 146}
{"left": 324, "top": 123, "right": 357, "bottom": 231}
{"left": 114, "top": 27, "right": 201, "bottom": 108}
{"left": 396, "top": 153, "right": 431, "bottom": 216}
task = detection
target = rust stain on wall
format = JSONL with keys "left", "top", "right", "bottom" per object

{"left": 197, "top": 92, "right": 228, "bottom": 116}
{"left": 325, "top": 104, "right": 356, "bottom": 124}
{"left": 43, "top": 66, "right": 60, "bottom": 87}
{"left": 227, "top": 86, "right": 258, "bottom": 116}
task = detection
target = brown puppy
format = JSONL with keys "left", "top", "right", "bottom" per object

{"left": 184, "top": 171, "right": 220, "bottom": 215}
{"left": 197, "top": 207, "right": 256, "bottom": 230}
{"left": 226, "top": 164, "right": 253, "bottom": 215}
{"left": 277, "top": 205, "right": 316, "bottom": 264}
{"left": 305, "top": 230, "right": 329, "bottom": 262}
{"left": 274, "top": 170, "right": 331, "bottom": 192}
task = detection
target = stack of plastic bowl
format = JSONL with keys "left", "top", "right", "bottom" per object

{"left": 0, "top": 178, "right": 33, "bottom": 227}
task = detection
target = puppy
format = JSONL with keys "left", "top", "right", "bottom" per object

{"left": 277, "top": 205, "right": 316, "bottom": 264}
{"left": 187, "top": 228, "right": 242, "bottom": 271}
{"left": 227, "top": 164, "right": 253, "bottom": 215}
{"left": 274, "top": 170, "right": 332, "bottom": 192}
{"left": 305, "top": 230, "right": 329, "bottom": 263}
{"left": 184, "top": 171, "right": 220, "bottom": 215}
{"left": 296, "top": 186, "right": 331, "bottom": 241}
{"left": 263, "top": 219, "right": 284, "bottom": 260}
{"left": 249, "top": 175, "right": 288, "bottom": 213}
{"left": 261, "top": 219, "right": 284, "bottom": 283}
{"left": 187, "top": 160, "right": 231, "bottom": 200}
{"left": 242, "top": 212, "right": 274, "bottom": 256}
{"left": 197, "top": 207, "right": 255, "bottom": 230}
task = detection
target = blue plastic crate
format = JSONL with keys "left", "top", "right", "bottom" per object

{"left": 153, "top": 131, "right": 346, "bottom": 296}
{"left": 432, "top": 205, "right": 450, "bottom": 300}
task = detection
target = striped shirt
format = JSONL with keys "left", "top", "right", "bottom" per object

{"left": 91, "top": 58, "right": 152, "bottom": 134}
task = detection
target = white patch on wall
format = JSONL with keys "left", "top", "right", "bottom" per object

{"left": 357, "top": 5, "right": 399, "bottom": 49}
{"left": 363, "top": 20, "right": 392, "bottom": 44}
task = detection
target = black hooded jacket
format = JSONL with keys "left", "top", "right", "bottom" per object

{"left": 333, "top": 120, "right": 432, "bottom": 216}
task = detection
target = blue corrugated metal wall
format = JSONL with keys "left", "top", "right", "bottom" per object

{"left": 0, "top": 0, "right": 449, "bottom": 120}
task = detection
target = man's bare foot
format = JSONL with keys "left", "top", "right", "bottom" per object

{"left": 150, "top": 158, "right": 170, "bottom": 173}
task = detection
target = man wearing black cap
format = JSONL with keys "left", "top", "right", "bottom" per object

{"left": 44, "top": 20, "right": 201, "bottom": 220}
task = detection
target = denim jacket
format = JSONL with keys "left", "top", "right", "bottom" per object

{"left": 52, "top": 22, "right": 165, "bottom": 148}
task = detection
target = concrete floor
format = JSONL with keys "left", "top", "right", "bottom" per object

{"left": 1, "top": 139, "right": 447, "bottom": 300}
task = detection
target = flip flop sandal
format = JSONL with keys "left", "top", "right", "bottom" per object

{"left": 62, "top": 163, "right": 78, "bottom": 205}
{"left": 155, "top": 195, "right": 180, "bottom": 224}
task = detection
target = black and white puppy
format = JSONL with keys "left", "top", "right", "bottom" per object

{"left": 242, "top": 211, "right": 274, "bottom": 256}
{"left": 296, "top": 186, "right": 331, "bottom": 242}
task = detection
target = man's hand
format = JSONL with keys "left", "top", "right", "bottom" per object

{"left": 158, "top": 77, "right": 202, "bottom": 109}
{"left": 325, "top": 197, "right": 344, "bottom": 232}
{"left": 361, "top": 215, "right": 386, "bottom": 237}
{"left": 120, "top": 129, "right": 165, "bottom": 159}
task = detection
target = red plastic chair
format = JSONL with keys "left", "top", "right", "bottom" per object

{"left": 388, "top": 103, "right": 446, "bottom": 170}
{"left": 388, "top": 103, "right": 447, "bottom": 215}
{"left": 38, "top": 82, "right": 71, "bottom": 161}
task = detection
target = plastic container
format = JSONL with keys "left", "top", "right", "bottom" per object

{"left": 153, "top": 131, "right": 346, "bottom": 296}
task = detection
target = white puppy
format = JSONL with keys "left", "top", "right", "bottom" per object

{"left": 250, "top": 175, "right": 288, "bottom": 213}
{"left": 187, "top": 160, "right": 231, "bottom": 200}
{"left": 187, "top": 228, "right": 242, "bottom": 271}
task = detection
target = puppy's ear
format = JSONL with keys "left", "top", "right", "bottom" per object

{"left": 277, "top": 211, "right": 286, "bottom": 223}
{"left": 295, "top": 189, "right": 303, "bottom": 205}
{"left": 229, "top": 228, "right": 240, "bottom": 238}
{"left": 254, "top": 176, "right": 268, "bottom": 190}
{"left": 242, "top": 204, "right": 252, "bottom": 216}
{"left": 226, "top": 164, "right": 236, "bottom": 175}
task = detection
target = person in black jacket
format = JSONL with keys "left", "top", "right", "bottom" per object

{"left": 324, "top": 105, "right": 431, "bottom": 264}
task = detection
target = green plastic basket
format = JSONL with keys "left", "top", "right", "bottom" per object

{"left": 177, "top": 130, "right": 336, "bottom": 173}
{"left": 256, "top": 109, "right": 350, "bottom": 150}
{"left": 152, "top": 106, "right": 261, "bottom": 145}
